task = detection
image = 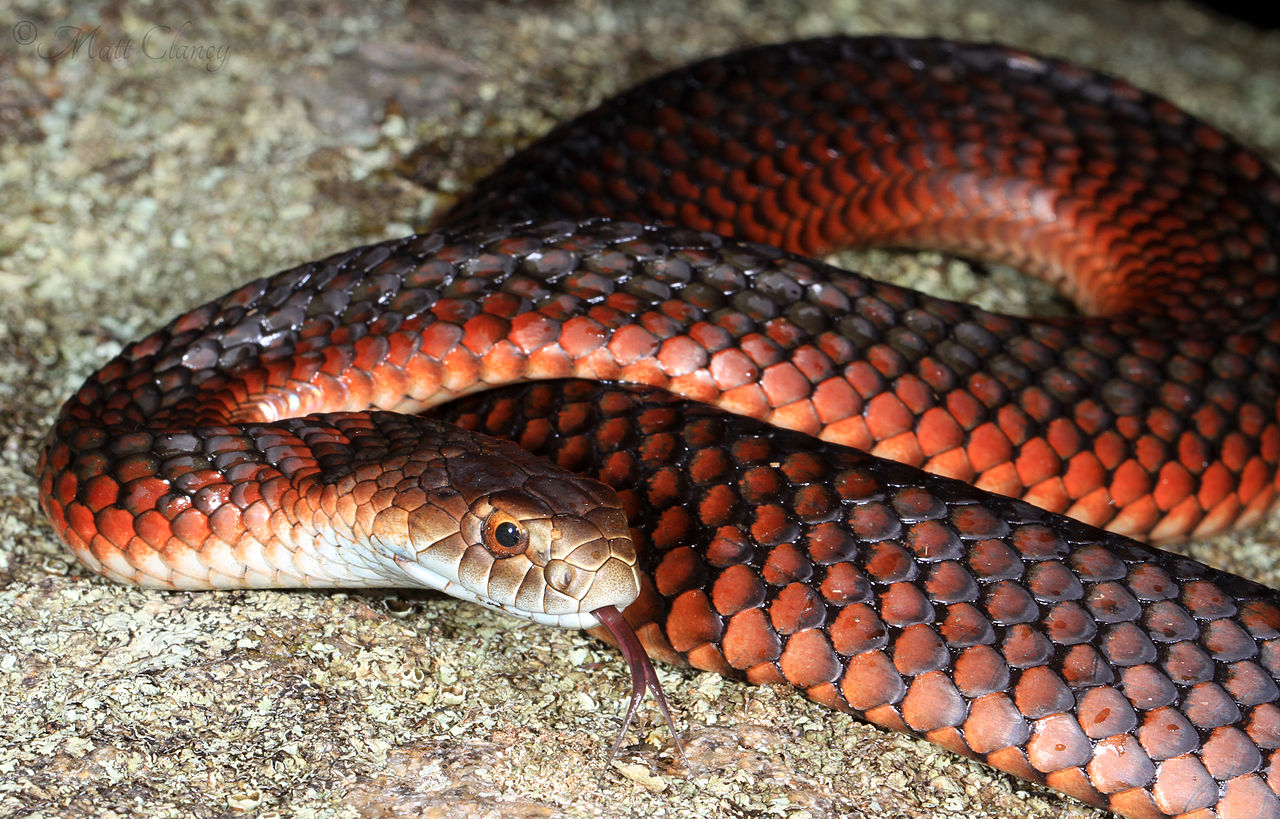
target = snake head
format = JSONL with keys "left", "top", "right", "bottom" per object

{"left": 388, "top": 432, "right": 640, "bottom": 629}
{"left": 456, "top": 478, "right": 640, "bottom": 626}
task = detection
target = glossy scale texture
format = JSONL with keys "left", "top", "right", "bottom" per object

{"left": 35, "top": 36, "right": 1280, "bottom": 818}
{"left": 449, "top": 37, "right": 1280, "bottom": 545}
{"left": 440, "top": 379, "right": 1280, "bottom": 818}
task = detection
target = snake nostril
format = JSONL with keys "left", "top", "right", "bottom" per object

{"left": 545, "top": 560, "right": 578, "bottom": 594}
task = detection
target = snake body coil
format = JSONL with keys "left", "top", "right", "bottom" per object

{"left": 37, "top": 37, "right": 1280, "bottom": 817}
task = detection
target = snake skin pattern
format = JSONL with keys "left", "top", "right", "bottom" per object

{"left": 35, "top": 36, "right": 1280, "bottom": 817}
{"left": 440, "top": 379, "right": 1280, "bottom": 817}
{"left": 448, "top": 37, "right": 1280, "bottom": 545}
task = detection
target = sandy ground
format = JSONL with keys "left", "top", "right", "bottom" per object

{"left": 1, "top": 1, "right": 1279, "bottom": 817}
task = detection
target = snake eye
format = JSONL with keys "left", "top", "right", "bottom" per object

{"left": 484, "top": 514, "right": 528, "bottom": 558}
{"left": 496, "top": 522, "right": 520, "bottom": 549}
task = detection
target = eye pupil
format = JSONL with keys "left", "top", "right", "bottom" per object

{"left": 495, "top": 521, "right": 521, "bottom": 549}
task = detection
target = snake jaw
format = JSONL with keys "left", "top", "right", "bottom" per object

{"left": 592, "top": 604, "right": 685, "bottom": 762}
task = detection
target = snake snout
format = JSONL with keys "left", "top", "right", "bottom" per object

{"left": 544, "top": 510, "right": 641, "bottom": 612}
{"left": 538, "top": 553, "right": 640, "bottom": 616}
{"left": 575, "top": 555, "right": 642, "bottom": 613}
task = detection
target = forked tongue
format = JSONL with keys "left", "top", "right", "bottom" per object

{"left": 592, "top": 605, "right": 685, "bottom": 761}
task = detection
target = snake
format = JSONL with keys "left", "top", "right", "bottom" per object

{"left": 35, "top": 35, "right": 1280, "bottom": 818}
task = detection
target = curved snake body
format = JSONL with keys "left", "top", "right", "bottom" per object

{"left": 36, "top": 36, "right": 1280, "bottom": 818}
